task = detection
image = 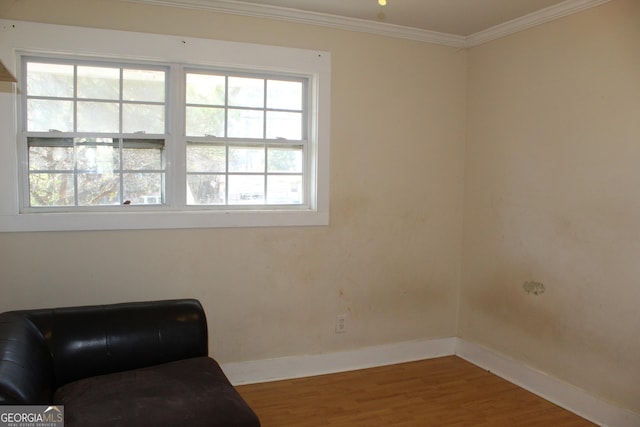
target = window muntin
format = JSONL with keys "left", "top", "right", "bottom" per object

{"left": 185, "top": 71, "right": 306, "bottom": 206}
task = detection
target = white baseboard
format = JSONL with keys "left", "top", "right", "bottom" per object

{"left": 221, "top": 337, "right": 640, "bottom": 427}
{"left": 455, "top": 339, "right": 640, "bottom": 427}
{"left": 221, "top": 337, "right": 456, "bottom": 385}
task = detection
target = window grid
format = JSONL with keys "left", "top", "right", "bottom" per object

{"left": 22, "top": 57, "right": 169, "bottom": 209}
{"left": 26, "top": 137, "right": 166, "bottom": 208}
{"left": 184, "top": 70, "right": 307, "bottom": 207}
{"left": 24, "top": 60, "right": 168, "bottom": 134}
{"left": 21, "top": 56, "right": 310, "bottom": 211}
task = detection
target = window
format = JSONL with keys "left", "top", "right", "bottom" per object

{"left": 24, "top": 59, "right": 167, "bottom": 208}
{"left": 0, "top": 19, "right": 330, "bottom": 231}
{"left": 184, "top": 72, "right": 306, "bottom": 206}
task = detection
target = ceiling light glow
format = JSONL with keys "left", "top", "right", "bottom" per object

{"left": 378, "top": 0, "right": 386, "bottom": 6}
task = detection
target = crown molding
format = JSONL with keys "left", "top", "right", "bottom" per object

{"left": 123, "top": 0, "right": 610, "bottom": 48}
{"left": 122, "top": 0, "right": 466, "bottom": 47}
{"left": 466, "top": 0, "right": 611, "bottom": 46}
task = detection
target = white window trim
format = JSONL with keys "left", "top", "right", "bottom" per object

{"left": 0, "top": 19, "right": 330, "bottom": 232}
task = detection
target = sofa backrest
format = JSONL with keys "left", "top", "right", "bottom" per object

{"left": 0, "top": 299, "right": 208, "bottom": 404}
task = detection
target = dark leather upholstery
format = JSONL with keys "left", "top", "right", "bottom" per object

{"left": 0, "top": 299, "right": 261, "bottom": 426}
{"left": 0, "top": 299, "right": 208, "bottom": 404}
{"left": 0, "top": 312, "right": 53, "bottom": 404}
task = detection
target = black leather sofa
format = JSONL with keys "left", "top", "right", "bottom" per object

{"left": 0, "top": 299, "right": 260, "bottom": 427}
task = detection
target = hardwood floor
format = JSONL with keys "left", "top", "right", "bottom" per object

{"left": 236, "top": 356, "right": 596, "bottom": 426}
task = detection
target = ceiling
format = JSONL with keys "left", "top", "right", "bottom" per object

{"left": 129, "top": 0, "right": 610, "bottom": 46}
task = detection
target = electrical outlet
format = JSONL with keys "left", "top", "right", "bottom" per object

{"left": 335, "top": 314, "right": 347, "bottom": 334}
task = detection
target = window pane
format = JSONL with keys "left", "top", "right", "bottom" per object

{"left": 228, "top": 109, "right": 263, "bottom": 138}
{"left": 28, "top": 146, "right": 74, "bottom": 171}
{"left": 76, "top": 139, "right": 119, "bottom": 172}
{"left": 228, "top": 77, "right": 263, "bottom": 108}
{"left": 77, "top": 172, "right": 120, "bottom": 206}
{"left": 267, "top": 146, "right": 303, "bottom": 173}
{"left": 123, "top": 140, "right": 164, "bottom": 170}
{"left": 267, "top": 80, "right": 302, "bottom": 110}
{"left": 187, "top": 174, "right": 226, "bottom": 205}
{"left": 123, "top": 69, "right": 165, "bottom": 102}
{"left": 77, "top": 101, "right": 120, "bottom": 133}
{"left": 228, "top": 175, "right": 264, "bottom": 205}
{"left": 266, "top": 111, "right": 302, "bottom": 140}
{"left": 77, "top": 66, "right": 120, "bottom": 100}
{"left": 27, "top": 62, "right": 74, "bottom": 98}
{"left": 123, "top": 173, "right": 162, "bottom": 204}
{"left": 229, "top": 145, "right": 265, "bottom": 173}
{"left": 123, "top": 104, "right": 165, "bottom": 134}
{"left": 27, "top": 99, "right": 73, "bottom": 132}
{"left": 186, "top": 73, "right": 225, "bottom": 105}
{"left": 187, "top": 144, "right": 226, "bottom": 173}
{"left": 186, "top": 106, "right": 225, "bottom": 137}
{"left": 29, "top": 173, "right": 75, "bottom": 207}
{"left": 267, "top": 175, "right": 303, "bottom": 204}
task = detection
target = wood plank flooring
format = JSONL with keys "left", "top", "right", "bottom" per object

{"left": 236, "top": 356, "right": 596, "bottom": 426}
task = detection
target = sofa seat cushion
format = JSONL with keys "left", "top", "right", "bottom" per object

{"left": 54, "top": 356, "right": 260, "bottom": 427}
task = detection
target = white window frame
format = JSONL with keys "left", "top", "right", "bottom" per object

{"left": 0, "top": 19, "right": 330, "bottom": 232}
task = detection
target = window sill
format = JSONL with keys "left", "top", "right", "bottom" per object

{"left": 0, "top": 209, "right": 329, "bottom": 232}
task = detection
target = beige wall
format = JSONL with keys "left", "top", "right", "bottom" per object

{"left": 0, "top": 1, "right": 466, "bottom": 362}
{"left": 462, "top": 0, "right": 640, "bottom": 412}
{"left": 2, "top": 0, "right": 638, "bottom": 415}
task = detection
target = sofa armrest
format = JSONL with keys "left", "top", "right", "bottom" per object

{"left": 0, "top": 313, "right": 54, "bottom": 404}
